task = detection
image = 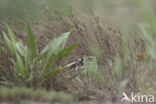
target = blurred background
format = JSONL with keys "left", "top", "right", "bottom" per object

{"left": 0, "top": 0, "right": 154, "bottom": 24}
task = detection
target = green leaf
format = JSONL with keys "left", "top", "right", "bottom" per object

{"left": 16, "top": 54, "right": 25, "bottom": 73}
{"left": 53, "top": 32, "right": 70, "bottom": 54}
{"left": 16, "top": 42, "right": 25, "bottom": 56}
{"left": 5, "top": 23, "right": 17, "bottom": 43}
{"left": 27, "top": 25, "right": 37, "bottom": 56}
{"left": 40, "top": 38, "right": 56, "bottom": 55}
{"left": 3, "top": 32, "right": 17, "bottom": 54}
{"left": 41, "top": 32, "right": 71, "bottom": 73}
{"left": 57, "top": 42, "right": 79, "bottom": 60}
{"left": 42, "top": 53, "right": 57, "bottom": 73}
{"left": 15, "top": 53, "right": 29, "bottom": 78}
{"left": 86, "top": 57, "right": 98, "bottom": 78}
{"left": 3, "top": 32, "right": 11, "bottom": 50}
{"left": 47, "top": 67, "right": 63, "bottom": 77}
{"left": 40, "top": 32, "right": 70, "bottom": 55}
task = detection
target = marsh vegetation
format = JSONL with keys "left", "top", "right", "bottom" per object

{"left": 0, "top": 0, "right": 156, "bottom": 104}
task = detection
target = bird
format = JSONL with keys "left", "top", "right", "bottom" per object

{"left": 63, "top": 56, "right": 95, "bottom": 78}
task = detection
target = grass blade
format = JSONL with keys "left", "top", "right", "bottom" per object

{"left": 27, "top": 25, "right": 37, "bottom": 56}
{"left": 57, "top": 42, "right": 79, "bottom": 60}
{"left": 5, "top": 24, "right": 17, "bottom": 43}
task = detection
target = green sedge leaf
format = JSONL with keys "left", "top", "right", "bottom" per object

{"left": 27, "top": 25, "right": 37, "bottom": 56}
{"left": 3, "top": 32, "right": 17, "bottom": 54}
{"left": 57, "top": 42, "right": 79, "bottom": 60}
{"left": 16, "top": 42, "right": 25, "bottom": 56}
{"left": 47, "top": 67, "right": 63, "bottom": 77}
{"left": 5, "top": 23, "right": 17, "bottom": 43}
{"left": 40, "top": 38, "right": 56, "bottom": 55}
{"left": 40, "top": 32, "right": 70, "bottom": 55}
